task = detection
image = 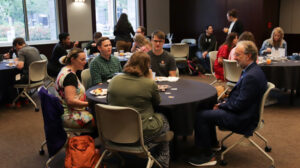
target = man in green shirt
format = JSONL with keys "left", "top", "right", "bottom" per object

{"left": 90, "top": 37, "right": 122, "bottom": 86}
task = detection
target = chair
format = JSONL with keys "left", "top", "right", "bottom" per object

{"left": 94, "top": 104, "right": 163, "bottom": 168}
{"left": 40, "top": 54, "right": 56, "bottom": 89}
{"left": 38, "top": 87, "right": 93, "bottom": 168}
{"left": 13, "top": 59, "right": 47, "bottom": 111}
{"left": 207, "top": 51, "right": 218, "bottom": 85}
{"left": 181, "top": 38, "right": 196, "bottom": 44}
{"left": 171, "top": 43, "right": 190, "bottom": 61}
{"left": 218, "top": 59, "right": 243, "bottom": 100}
{"left": 219, "top": 82, "right": 275, "bottom": 168}
{"left": 81, "top": 69, "right": 92, "bottom": 90}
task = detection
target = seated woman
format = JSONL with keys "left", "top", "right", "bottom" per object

{"left": 131, "top": 34, "right": 152, "bottom": 53}
{"left": 228, "top": 31, "right": 256, "bottom": 60}
{"left": 214, "top": 32, "right": 238, "bottom": 80}
{"left": 56, "top": 48, "right": 94, "bottom": 129}
{"left": 107, "top": 51, "right": 172, "bottom": 168}
{"left": 260, "top": 27, "right": 287, "bottom": 56}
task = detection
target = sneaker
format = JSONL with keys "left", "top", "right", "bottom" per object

{"left": 188, "top": 154, "right": 217, "bottom": 167}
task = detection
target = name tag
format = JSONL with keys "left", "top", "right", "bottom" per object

{"left": 15, "top": 73, "right": 21, "bottom": 81}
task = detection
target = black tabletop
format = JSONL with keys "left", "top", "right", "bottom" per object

{"left": 86, "top": 79, "right": 217, "bottom": 136}
{"left": 259, "top": 60, "right": 300, "bottom": 90}
{"left": 0, "top": 61, "right": 19, "bottom": 104}
{"left": 0, "top": 61, "right": 17, "bottom": 71}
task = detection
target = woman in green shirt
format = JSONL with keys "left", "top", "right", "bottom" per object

{"left": 108, "top": 51, "right": 172, "bottom": 167}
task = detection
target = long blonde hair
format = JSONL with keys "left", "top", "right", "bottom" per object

{"left": 267, "top": 27, "right": 284, "bottom": 48}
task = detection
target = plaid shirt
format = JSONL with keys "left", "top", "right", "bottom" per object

{"left": 90, "top": 55, "right": 122, "bottom": 85}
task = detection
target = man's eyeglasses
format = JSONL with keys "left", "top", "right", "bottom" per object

{"left": 153, "top": 40, "right": 164, "bottom": 43}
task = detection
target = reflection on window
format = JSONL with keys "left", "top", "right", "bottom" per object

{"left": 95, "top": 0, "right": 138, "bottom": 37}
{"left": 0, "top": 0, "right": 58, "bottom": 44}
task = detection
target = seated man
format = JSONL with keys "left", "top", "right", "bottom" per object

{"left": 188, "top": 41, "right": 267, "bottom": 167}
{"left": 148, "top": 30, "right": 176, "bottom": 77}
{"left": 47, "top": 32, "right": 78, "bottom": 77}
{"left": 196, "top": 25, "right": 216, "bottom": 73}
{"left": 13, "top": 37, "right": 42, "bottom": 83}
{"left": 90, "top": 37, "right": 122, "bottom": 85}
{"left": 85, "top": 32, "right": 102, "bottom": 55}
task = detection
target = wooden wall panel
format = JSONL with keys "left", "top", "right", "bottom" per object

{"left": 170, "top": 0, "right": 280, "bottom": 49}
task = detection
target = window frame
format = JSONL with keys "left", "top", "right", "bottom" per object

{"left": 0, "top": 0, "right": 60, "bottom": 47}
{"left": 93, "top": 0, "right": 141, "bottom": 39}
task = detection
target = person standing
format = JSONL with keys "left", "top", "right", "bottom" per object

{"left": 148, "top": 30, "right": 177, "bottom": 77}
{"left": 196, "top": 25, "right": 217, "bottom": 73}
{"left": 188, "top": 41, "right": 267, "bottom": 167}
{"left": 223, "top": 9, "right": 244, "bottom": 36}
{"left": 114, "top": 13, "right": 135, "bottom": 52}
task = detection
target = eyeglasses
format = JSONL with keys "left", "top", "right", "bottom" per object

{"left": 153, "top": 40, "right": 164, "bottom": 43}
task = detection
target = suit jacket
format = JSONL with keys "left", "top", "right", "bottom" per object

{"left": 230, "top": 19, "right": 244, "bottom": 36}
{"left": 219, "top": 63, "right": 267, "bottom": 136}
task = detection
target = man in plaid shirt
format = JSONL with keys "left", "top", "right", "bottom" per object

{"left": 90, "top": 37, "right": 122, "bottom": 86}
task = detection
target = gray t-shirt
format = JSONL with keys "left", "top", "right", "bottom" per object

{"left": 18, "top": 45, "right": 41, "bottom": 76}
{"left": 148, "top": 50, "right": 176, "bottom": 77}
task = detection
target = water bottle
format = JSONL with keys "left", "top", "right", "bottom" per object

{"left": 12, "top": 53, "right": 17, "bottom": 59}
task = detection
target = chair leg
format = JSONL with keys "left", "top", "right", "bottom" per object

{"left": 221, "top": 136, "right": 247, "bottom": 161}
{"left": 39, "top": 140, "right": 47, "bottom": 155}
{"left": 248, "top": 138, "right": 275, "bottom": 167}
{"left": 151, "top": 155, "right": 163, "bottom": 168}
{"left": 95, "top": 149, "right": 108, "bottom": 168}
{"left": 220, "top": 132, "right": 234, "bottom": 147}
{"left": 12, "top": 89, "right": 25, "bottom": 106}
{"left": 24, "top": 91, "right": 39, "bottom": 111}
{"left": 254, "top": 131, "right": 269, "bottom": 146}
{"left": 146, "top": 157, "right": 154, "bottom": 168}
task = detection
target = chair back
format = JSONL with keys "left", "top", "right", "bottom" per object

{"left": 29, "top": 59, "right": 47, "bottom": 83}
{"left": 223, "top": 59, "right": 243, "bottom": 83}
{"left": 170, "top": 43, "right": 189, "bottom": 59}
{"left": 256, "top": 82, "right": 275, "bottom": 130}
{"left": 208, "top": 51, "right": 217, "bottom": 74}
{"left": 95, "top": 104, "right": 144, "bottom": 145}
{"left": 81, "top": 69, "right": 92, "bottom": 89}
{"left": 181, "top": 38, "right": 196, "bottom": 44}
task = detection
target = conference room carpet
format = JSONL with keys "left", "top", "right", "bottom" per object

{"left": 0, "top": 75, "right": 299, "bottom": 168}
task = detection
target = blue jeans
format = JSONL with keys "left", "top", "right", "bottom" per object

{"left": 196, "top": 51, "right": 211, "bottom": 73}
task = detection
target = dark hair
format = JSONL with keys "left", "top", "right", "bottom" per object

{"left": 228, "top": 9, "right": 238, "bottom": 18}
{"left": 96, "top": 37, "right": 110, "bottom": 47}
{"left": 151, "top": 30, "right": 165, "bottom": 40}
{"left": 12, "top": 37, "right": 25, "bottom": 47}
{"left": 93, "top": 32, "right": 102, "bottom": 39}
{"left": 115, "top": 13, "right": 132, "bottom": 30}
{"left": 63, "top": 48, "right": 84, "bottom": 65}
{"left": 238, "top": 31, "right": 255, "bottom": 43}
{"left": 205, "top": 25, "right": 213, "bottom": 30}
{"left": 123, "top": 51, "right": 150, "bottom": 77}
{"left": 59, "top": 32, "right": 70, "bottom": 42}
{"left": 138, "top": 26, "right": 146, "bottom": 33}
{"left": 223, "top": 32, "right": 238, "bottom": 52}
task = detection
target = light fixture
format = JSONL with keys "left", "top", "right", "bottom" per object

{"left": 73, "top": 0, "right": 85, "bottom": 2}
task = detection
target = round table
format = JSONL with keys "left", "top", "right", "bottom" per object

{"left": 260, "top": 60, "right": 300, "bottom": 90}
{"left": 0, "top": 61, "right": 19, "bottom": 103}
{"left": 86, "top": 78, "right": 217, "bottom": 136}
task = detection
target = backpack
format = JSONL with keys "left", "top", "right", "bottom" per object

{"left": 187, "top": 58, "right": 206, "bottom": 75}
{"left": 65, "top": 135, "right": 101, "bottom": 168}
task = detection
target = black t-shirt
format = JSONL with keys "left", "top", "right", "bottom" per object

{"left": 63, "top": 73, "right": 78, "bottom": 88}
{"left": 148, "top": 50, "right": 177, "bottom": 77}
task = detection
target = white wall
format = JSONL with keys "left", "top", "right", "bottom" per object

{"left": 66, "top": 0, "right": 93, "bottom": 41}
{"left": 280, "top": 0, "right": 300, "bottom": 34}
{"left": 146, "top": 0, "right": 170, "bottom": 35}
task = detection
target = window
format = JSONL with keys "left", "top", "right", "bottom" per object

{"left": 0, "top": 0, "right": 58, "bottom": 45}
{"left": 95, "top": 0, "right": 139, "bottom": 37}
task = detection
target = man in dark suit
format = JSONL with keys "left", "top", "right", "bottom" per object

{"left": 223, "top": 9, "right": 244, "bottom": 36}
{"left": 188, "top": 41, "right": 267, "bottom": 167}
